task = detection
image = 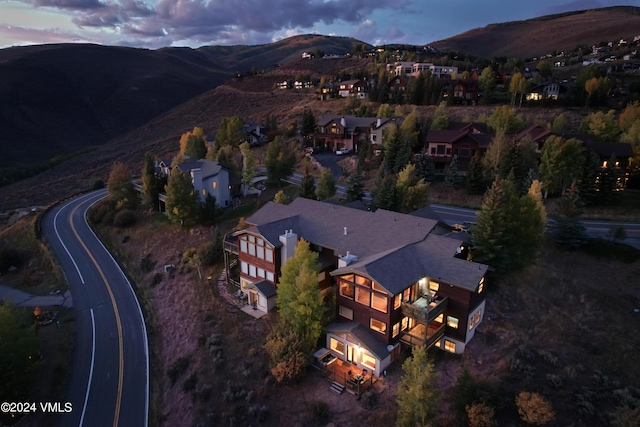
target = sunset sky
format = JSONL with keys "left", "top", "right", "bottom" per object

{"left": 0, "top": 0, "right": 638, "bottom": 49}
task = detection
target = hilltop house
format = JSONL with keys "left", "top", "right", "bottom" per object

{"left": 159, "top": 158, "right": 232, "bottom": 207}
{"left": 223, "top": 198, "right": 488, "bottom": 376}
{"left": 338, "top": 80, "right": 368, "bottom": 98}
{"left": 425, "top": 122, "right": 492, "bottom": 171}
{"left": 313, "top": 115, "right": 380, "bottom": 152}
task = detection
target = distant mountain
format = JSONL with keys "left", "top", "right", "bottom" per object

{"left": 430, "top": 6, "right": 640, "bottom": 59}
{"left": 0, "top": 35, "right": 365, "bottom": 170}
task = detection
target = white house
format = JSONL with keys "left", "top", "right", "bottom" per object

{"left": 172, "top": 158, "right": 232, "bottom": 207}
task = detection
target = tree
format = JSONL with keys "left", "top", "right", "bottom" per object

{"left": 401, "top": 108, "right": 421, "bottom": 151}
{"left": 215, "top": 116, "right": 244, "bottom": 148}
{"left": 585, "top": 77, "right": 599, "bottom": 108}
{"left": 299, "top": 165, "right": 316, "bottom": 199}
{"left": 553, "top": 183, "right": 587, "bottom": 249}
{"left": 179, "top": 127, "right": 204, "bottom": 155}
{"left": 239, "top": 142, "right": 257, "bottom": 196}
{"left": 445, "top": 154, "right": 459, "bottom": 187}
{"left": 107, "top": 161, "right": 137, "bottom": 209}
{"left": 536, "top": 60, "right": 552, "bottom": 78}
{"left": 274, "top": 190, "right": 288, "bottom": 204}
{"left": 515, "top": 391, "right": 555, "bottom": 425}
{"left": 482, "top": 130, "right": 510, "bottom": 180}
{"left": 539, "top": 136, "right": 584, "bottom": 196}
{"left": 486, "top": 105, "right": 524, "bottom": 134}
{"left": 478, "top": 67, "right": 496, "bottom": 104}
{"left": 277, "top": 239, "right": 323, "bottom": 344}
{"left": 396, "top": 345, "right": 439, "bottom": 427}
{"left": 465, "top": 155, "right": 488, "bottom": 194}
{"left": 551, "top": 113, "right": 570, "bottom": 133}
{"left": 579, "top": 110, "right": 620, "bottom": 141}
{"left": 264, "top": 320, "right": 311, "bottom": 383}
{"left": 200, "top": 194, "right": 220, "bottom": 226}
{"left": 620, "top": 120, "right": 640, "bottom": 167}
{"left": 395, "top": 163, "right": 429, "bottom": 213}
{"left": 430, "top": 102, "right": 449, "bottom": 130}
{"left": 265, "top": 136, "right": 297, "bottom": 187}
{"left": 141, "top": 152, "right": 159, "bottom": 209}
{"left": 316, "top": 168, "right": 336, "bottom": 201}
{"left": 184, "top": 134, "right": 207, "bottom": 159}
{"left": 0, "top": 303, "right": 39, "bottom": 403}
{"left": 165, "top": 168, "right": 199, "bottom": 226}
{"left": 300, "top": 109, "right": 317, "bottom": 138}
{"left": 509, "top": 72, "right": 528, "bottom": 108}
{"left": 466, "top": 402, "right": 497, "bottom": 427}
{"left": 377, "top": 103, "right": 393, "bottom": 118}
{"left": 345, "top": 169, "right": 365, "bottom": 202}
{"left": 372, "top": 167, "right": 397, "bottom": 211}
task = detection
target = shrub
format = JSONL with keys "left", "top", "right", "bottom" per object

{"left": 466, "top": 402, "right": 497, "bottom": 427}
{"left": 113, "top": 209, "right": 137, "bottom": 227}
{"left": 167, "top": 356, "right": 191, "bottom": 386}
{"left": 0, "top": 248, "right": 26, "bottom": 273}
{"left": 515, "top": 391, "right": 555, "bottom": 425}
{"left": 88, "top": 198, "right": 116, "bottom": 224}
{"left": 150, "top": 272, "right": 162, "bottom": 287}
{"left": 306, "top": 401, "right": 330, "bottom": 426}
{"left": 182, "top": 373, "right": 197, "bottom": 393}
{"left": 140, "top": 254, "right": 156, "bottom": 273}
{"left": 92, "top": 179, "right": 105, "bottom": 189}
{"left": 360, "top": 390, "right": 378, "bottom": 410}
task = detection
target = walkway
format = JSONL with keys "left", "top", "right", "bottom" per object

{"left": 0, "top": 285, "right": 73, "bottom": 308}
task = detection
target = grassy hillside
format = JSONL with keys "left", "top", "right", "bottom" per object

{"left": 0, "top": 35, "right": 366, "bottom": 171}
{"left": 430, "top": 6, "right": 640, "bottom": 59}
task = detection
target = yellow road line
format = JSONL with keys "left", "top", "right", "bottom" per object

{"left": 70, "top": 201, "right": 124, "bottom": 427}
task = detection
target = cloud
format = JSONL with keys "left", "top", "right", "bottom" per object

{"left": 351, "top": 19, "right": 378, "bottom": 42}
{"left": 12, "top": 0, "right": 409, "bottom": 46}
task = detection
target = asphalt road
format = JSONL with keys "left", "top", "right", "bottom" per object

{"left": 40, "top": 190, "right": 149, "bottom": 427}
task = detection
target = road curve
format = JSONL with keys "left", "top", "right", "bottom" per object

{"left": 40, "top": 190, "right": 149, "bottom": 427}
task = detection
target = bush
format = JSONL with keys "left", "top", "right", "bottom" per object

{"left": 306, "top": 401, "right": 330, "bottom": 426}
{"left": 0, "top": 248, "right": 26, "bottom": 273}
{"left": 182, "top": 373, "right": 197, "bottom": 393}
{"left": 140, "top": 254, "right": 156, "bottom": 273}
{"left": 466, "top": 402, "right": 497, "bottom": 427}
{"left": 92, "top": 179, "right": 105, "bottom": 189}
{"left": 88, "top": 198, "right": 116, "bottom": 225}
{"left": 113, "top": 209, "right": 136, "bottom": 227}
{"left": 515, "top": 391, "right": 555, "bottom": 425}
{"left": 168, "top": 356, "right": 191, "bottom": 386}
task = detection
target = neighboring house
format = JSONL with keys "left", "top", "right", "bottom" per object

{"left": 388, "top": 75, "right": 408, "bottom": 93}
{"left": 294, "top": 80, "right": 313, "bottom": 90}
{"left": 165, "top": 158, "right": 232, "bottom": 207}
{"left": 318, "top": 83, "right": 336, "bottom": 101}
{"left": 276, "top": 80, "right": 289, "bottom": 90}
{"left": 338, "top": 80, "right": 368, "bottom": 98}
{"left": 302, "top": 52, "right": 314, "bottom": 59}
{"left": 390, "top": 62, "right": 458, "bottom": 79}
{"left": 223, "top": 198, "right": 488, "bottom": 376}
{"left": 425, "top": 122, "right": 491, "bottom": 171}
{"left": 451, "top": 79, "right": 479, "bottom": 104}
{"left": 369, "top": 116, "right": 403, "bottom": 153}
{"left": 558, "top": 133, "right": 634, "bottom": 170}
{"left": 242, "top": 120, "right": 268, "bottom": 145}
{"left": 314, "top": 115, "right": 382, "bottom": 152}
{"left": 514, "top": 124, "right": 553, "bottom": 153}
{"left": 526, "top": 82, "right": 566, "bottom": 101}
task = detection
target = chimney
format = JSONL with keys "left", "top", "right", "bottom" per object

{"left": 340, "top": 117, "right": 347, "bottom": 127}
{"left": 343, "top": 226, "right": 348, "bottom": 235}
{"left": 376, "top": 118, "right": 382, "bottom": 128}
{"left": 338, "top": 251, "right": 358, "bottom": 268}
{"left": 279, "top": 229, "right": 298, "bottom": 265}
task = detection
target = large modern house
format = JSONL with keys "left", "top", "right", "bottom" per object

{"left": 224, "top": 198, "right": 488, "bottom": 377}
{"left": 159, "top": 158, "right": 232, "bottom": 207}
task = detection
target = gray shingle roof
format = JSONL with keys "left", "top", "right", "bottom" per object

{"left": 246, "top": 198, "right": 437, "bottom": 259}
{"left": 325, "top": 322, "right": 391, "bottom": 360}
{"left": 174, "top": 158, "right": 225, "bottom": 179}
{"left": 254, "top": 280, "right": 277, "bottom": 299}
{"left": 331, "top": 234, "right": 487, "bottom": 294}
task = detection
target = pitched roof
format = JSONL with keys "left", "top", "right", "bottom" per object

{"left": 245, "top": 198, "right": 437, "bottom": 259}
{"left": 331, "top": 234, "right": 487, "bottom": 295}
{"left": 174, "top": 158, "right": 226, "bottom": 179}
{"left": 515, "top": 124, "right": 552, "bottom": 142}
{"left": 254, "top": 280, "right": 277, "bottom": 299}
{"left": 325, "top": 322, "right": 391, "bottom": 360}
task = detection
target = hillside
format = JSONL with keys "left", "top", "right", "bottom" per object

{"left": 0, "top": 35, "right": 366, "bottom": 170}
{"left": 430, "top": 6, "right": 640, "bottom": 59}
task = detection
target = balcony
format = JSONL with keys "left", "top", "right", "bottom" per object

{"left": 223, "top": 233, "right": 239, "bottom": 254}
{"left": 399, "top": 322, "right": 445, "bottom": 349}
{"left": 401, "top": 295, "right": 448, "bottom": 324}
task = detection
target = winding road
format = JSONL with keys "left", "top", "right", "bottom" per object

{"left": 40, "top": 190, "right": 149, "bottom": 427}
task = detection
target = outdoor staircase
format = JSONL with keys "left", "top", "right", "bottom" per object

{"left": 329, "top": 381, "right": 345, "bottom": 395}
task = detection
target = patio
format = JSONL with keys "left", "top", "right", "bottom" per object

{"left": 314, "top": 357, "right": 377, "bottom": 396}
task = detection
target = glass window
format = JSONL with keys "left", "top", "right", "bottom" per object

{"left": 241, "top": 261, "right": 248, "bottom": 274}
{"left": 370, "top": 318, "right": 387, "bottom": 334}
{"left": 240, "top": 240, "right": 248, "bottom": 253}
{"left": 469, "top": 315, "right": 475, "bottom": 330}
{"left": 478, "top": 277, "right": 484, "bottom": 293}
{"left": 355, "top": 275, "right": 371, "bottom": 287}
{"left": 429, "top": 280, "right": 439, "bottom": 292}
{"left": 372, "top": 282, "right": 384, "bottom": 292}
{"left": 256, "top": 246, "right": 264, "bottom": 259}
{"left": 401, "top": 316, "right": 408, "bottom": 331}
{"left": 444, "top": 340, "right": 456, "bottom": 352}
{"left": 394, "top": 294, "right": 401, "bottom": 310}
{"left": 257, "top": 238, "right": 264, "bottom": 246}
{"left": 330, "top": 337, "right": 344, "bottom": 355}
{"left": 356, "top": 288, "right": 371, "bottom": 306}
{"left": 476, "top": 310, "right": 482, "bottom": 324}
{"left": 248, "top": 243, "right": 256, "bottom": 256}
{"left": 257, "top": 268, "right": 265, "bottom": 279}
{"left": 435, "top": 313, "right": 443, "bottom": 323}
{"left": 339, "top": 305, "right": 353, "bottom": 320}
{"left": 201, "top": 189, "right": 206, "bottom": 196}
{"left": 361, "top": 353, "right": 376, "bottom": 370}
{"left": 340, "top": 281, "right": 355, "bottom": 299}
{"left": 437, "top": 145, "right": 445, "bottom": 155}
{"left": 248, "top": 235, "right": 255, "bottom": 243}
{"left": 266, "top": 271, "right": 274, "bottom": 282}
{"left": 249, "top": 265, "right": 256, "bottom": 277}
{"left": 402, "top": 288, "right": 411, "bottom": 302}
{"left": 447, "top": 316, "right": 459, "bottom": 329}
{"left": 371, "top": 293, "right": 387, "bottom": 313}
{"left": 392, "top": 322, "right": 400, "bottom": 338}
{"left": 265, "top": 249, "right": 273, "bottom": 263}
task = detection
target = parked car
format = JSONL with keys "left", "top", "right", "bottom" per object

{"left": 335, "top": 148, "right": 351, "bottom": 155}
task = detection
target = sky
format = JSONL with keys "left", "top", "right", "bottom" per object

{"left": 0, "top": 0, "right": 639, "bottom": 50}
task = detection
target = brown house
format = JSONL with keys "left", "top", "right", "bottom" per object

{"left": 224, "top": 198, "right": 488, "bottom": 377}
{"left": 425, "top": 122, "right": 491, "bottom": 171}
{"left": 313, "top": 115, "right": 381, "bottom": 152}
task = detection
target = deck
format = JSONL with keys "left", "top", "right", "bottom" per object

{"left": 314, "top": 358, "right": 376, "bottom": 396}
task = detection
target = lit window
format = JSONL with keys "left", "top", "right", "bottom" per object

{"left": 402, "top": 288, "right": 411, "bottom": 302}
{"left": 469, "top": 315, "right": 475, "bottom": 330}
{"left": 392, "top": 322, "right": 400, "bottom": 338}
{"left": 356, "top": 275, "right": 371, "bottom": 287}
{"left": 340, "top": 281, "right": 355, "bottom": 300}
{"left": 401, "top": 316, "right": 408, "bottom": 331}
{"left": 429, "top": 280, "right": 439, "bottom": 293}
{"left": 394, "top": 294, "right": 401, "bottom": 310}
{"left": 372, "top": 282, "right": 384, "bottom": 292}
{"left": 356, "top": 288, "right": 371, "bottom": 306}
{"left": 447, "top": 316, "right": 459, "bottom": 329}
{"left": 435, "top": 314, "right": 443, "bottom": 323}
{"left": 330, "top": 337, "right": 344, "bottom": 355}
{"left": 213, "top": 181, "right": 217, "bottom": 190}
{"left": 370, "top": 318, "right": 387, "bottom": 334}
{"left": 361, "top": 353, "right": 376, "bottom": 370}
{"left": 371, "top": 293, "right": 387, "bottom": 313}
{"left": 202, "top": 189, "right": 206, "bottom": 196}
{"left": 444, "top": 340, "right": 456, "bottom": 352}
{"left": 476, "top": 310, "right": 482, "bottom": 325}
{"left": 339, "top": 305, "right": 354, "bottom": 320}
{"left": 478, "top": 277, "right": 484, "bottom": 293}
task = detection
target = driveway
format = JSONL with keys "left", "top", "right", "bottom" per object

{"left": 312, "top": 151, "right": 356, "bottom": 179}
{"left": 0, "top": 285, "right": 72, "bottom": 307}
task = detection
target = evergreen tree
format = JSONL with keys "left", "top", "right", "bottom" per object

{"left": 478, "top": 67, "right": 496, "bottom": 104}
{"left": 415, "top": 153, "right": 436, "bottom": 183}
{"left": 265, "top": 136, "right": 296, "bottom": 187}
{"left": 396, "top": 163, "right": 429, "bottom": 213}
{"left": 345, "top": 169, "right": 365, "bottom": 202}
{"left": 300, "top": 109, "right": 317, "bottom": 138}
{"left": 274, "top": 190, "right": 288, "bottom": 204}
{"left": 553, "top": 183, "right": 588, "bottom": 249}
{"left": 372, "top": 166, "right": 397, "bottom": 210}
{"left": 540, "top": 136, "right": 584, "bottom": 196}
{"left": 200, "top": 194, "right": 220, "bottom": 226}
{"left": 577, "top": 149, "right": 601, "bottom": 206}
{"left": 445, "top": 154, "right": 459, "bottom": 187}
{"left": 299, "top": 166, "right": 316, "bottom": 199}
{"left": 165, "top": 168, "right": 199, "bottom": 226}
{"left": 107, "top": 161, "right": 137, "bottom": 209}
{"left": 141, "top": 152, "right": 159, "bottom": 209}
{"left": 316, "top": 168, "right": 336, "bottom": 201}
{"left": 239, "top": 142, "right": 257, "bottom": 196}
{"left": 396, "top": 346, "right": 439, "bottom": 427}
{"left": 184, "top": 133, "right": 207, "bottom": 159}
{"left": 408, "top": 72, "right": 426, "bottom": 105}
{"left": 215, "top": 116, "right": 244, "bottom": 149}
{"left": 465, "top": 155, "right": 488, "bottom": 194}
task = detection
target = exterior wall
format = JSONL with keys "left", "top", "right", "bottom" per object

{"left": 202, "top": 169, "right": 231, "bottom": 207}
{"left": 325, "top": 333, "right": 397, "bottom": 377}
{"left": 464, "top": 300, "right": 486, "bottom": 344}
{"left": 237, "top": 232, "right": 277, "bottom": 293}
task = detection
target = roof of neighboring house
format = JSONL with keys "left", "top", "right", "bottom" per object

{"left": 558, "top": 133, "right": 634, "bottom": 158}
{"left": 245, "top": 198, "right": 437, "bottom": 260}
{"left": 254, "top": 280, "right": 277, "bottom": 299}
{"left": 173, "top": 158, "right": 227, "bottom": 179}
{"left": 515, "top": 124, "right": 553, "bottom": 143}
{"left": 426, "top": 129, "right": 471, "bottom": 144}
{"left": 317, "top": 115, "right": 380, "bottom": 132}
{"left": 331, "top": 234, "right": 487, "bottom": 294}
{"left": 339, "top": 79, "right": 365, "bottom": 87}
{"left": 325, "top": 322, "right": 391, "bottom": 360}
